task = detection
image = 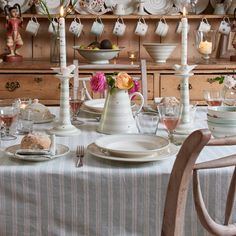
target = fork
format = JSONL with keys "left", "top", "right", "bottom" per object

{"left": 76, "top": 145, "right": 85, "bottom": 167}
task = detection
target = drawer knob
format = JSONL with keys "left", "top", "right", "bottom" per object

{"left": 34, "top": 77, "right": 43, "bottom": 83}
{"left": 5, "top": 81, "right": 20, "bottom": 92}
{"left": 177, "top": 83, "right": 192, "bottom": 90}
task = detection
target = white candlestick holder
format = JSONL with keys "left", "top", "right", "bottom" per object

{"left": 48, "top": 68, "right": 81, "bottom": 137}
{"left": 173, "top": 64, "right": 197, "bottom": 135}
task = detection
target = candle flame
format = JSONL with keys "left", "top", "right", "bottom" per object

{"left": 60, "top": 6, "right": 64, "bottom": 17}
{"left": 183, "top": 7, "right": 186, "bottom": 17}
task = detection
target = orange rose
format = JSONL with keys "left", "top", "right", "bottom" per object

{"left": 115, "top": 72, "right": 133, "bottom": 90}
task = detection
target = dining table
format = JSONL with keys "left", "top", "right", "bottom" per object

{"left": 0, "top": 106, "right": 235, "bottom": 236}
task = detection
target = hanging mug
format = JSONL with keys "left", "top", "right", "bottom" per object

{"left": 113, "top": 17, "right": 126, "bottom": 37}
{"left": 25, "top": 17, "right": 40, "bottom": 36}
{"left": 69, "top": 18, "right": 84, "bottom": 37}
{"left": 134, "top": 17, "right": 148, "bottom": 37}
{"left": 219, "top": 17, "right": 231, "bottom": 35}
{"left": 155, "top": 17, "right": 169, "bottom": 37}
{"left": 48, "top": 18, "right": 59, "bottom": 34}
{"left": 198, "top": 18, "right": 211, "bottom": 33}
{"left": 90, "top": 17, "right": 104, "bottom": 36}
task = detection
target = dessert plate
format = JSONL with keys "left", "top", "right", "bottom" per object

{"left": 87, "top": 143, "right": 178, "bottom": 162}
{"left": 104, "top": 0, "right": 135, "bottom": 15}
{"left": 95, "top": 134, "right": 169, "bottom": 158}
{"left": 144, "top": 0, "right": 173, "bottom": 15}
{"left": 0, "top": 0, "right": 32, "bottom": 13}
{"left": 174, "top": 0, "right": 209, "bottom": 14}
{"left": 6, "top": 144, "right": 70, "bottom": 161}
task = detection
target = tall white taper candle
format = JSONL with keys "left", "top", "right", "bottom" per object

{"left": 59, "top": 6, "right": 67, "bottom": 70}
{"left": 181, "top": 7, "right": 188, "bottom": 66}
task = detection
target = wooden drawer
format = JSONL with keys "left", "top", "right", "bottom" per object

{"left": 0, "top": 74, "right": 60, "bottom": 103}
{"left": 160, "top": 74, "right": 223, "bottom": 101}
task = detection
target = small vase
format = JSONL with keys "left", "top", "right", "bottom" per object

{"left": 223, "top": 86, "right": 236, "bottom": 106}
{"left": 50, "top": 34, "right": 60, "bottom": 63}
{"left": 97, "top": 88, "right": 144, "bottom": 134}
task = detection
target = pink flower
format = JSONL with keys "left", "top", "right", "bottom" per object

{"left": 90, "top": 72, "right": 107, "bottom": 93}
{"left": 128, "top": 80, "right": 140, "bottom": 100}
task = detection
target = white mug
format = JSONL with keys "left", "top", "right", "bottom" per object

{"left": 25, "top": 17, "right": 40, "bottom": 36}
{"left": 219, "top": 17, "right": 231, "bottom": 35}
{"left": 48, "top": 18, "right": 59, "bottom": 34}
{"left": 198, "top": 18, "right": 211, "bottom": 33}
{"left": 69, "top": 18, "right": 84, "bottom": 37}
{"left": 155, "top": 18, "right": 169, "bottom": 37}
{"left": 176, "top": 21, "right": 190, "bottom": 34}
{"left": 113, "top": 3, "right": 125, "bottom": 15}
{"left": 135, "top": 17, "right": 148, "bottom": 37}
{"left": 113, "top": 17, "right": 126, "bottom": 37}
{"left": 90, "top": 17, "right": 104, "bottom": 36}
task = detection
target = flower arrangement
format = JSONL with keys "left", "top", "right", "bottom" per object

{"left": 208, "top": 75, "right": 236, "bottom": 89}
{"left": 90, "top": 72, "right": 140, "bottom": 95}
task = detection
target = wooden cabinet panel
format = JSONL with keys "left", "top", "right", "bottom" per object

{"left": 0, "top": 74, "right": 60, "bottom": 101}
{"left": 160, "top": 74, "right": 223, "bottom": 101}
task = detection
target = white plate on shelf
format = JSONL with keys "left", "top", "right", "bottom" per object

{"left": 87, "top": 143, "right": 178, "bottom": 162}
{"left": 0, "top": 0, "right": 32, "bottom": 13}
{"left": 35, "top": 0, "right": 70, "bottom": 14}
{"left": 144, "top": 0, "right": 173, "bottom": 15}
{"left": 174, "top": 0, "right": 209, "bottom": 14}
{"left": 6, "top": 144, "right": 70, "bottom": 161}
{"left": 95, "top": 134, "right": 170, "bottom": 158}
{"left": 104, "top": 0, "right": 135, "bottom": 15}
{"left": 74, "top": 0, "right": 107, "bottom": 14}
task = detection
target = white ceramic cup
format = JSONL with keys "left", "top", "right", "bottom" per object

{"left": 155, "top": 18, "right": 169, "bottom": 37}
{"left": 176, "top": 21, "right": 190, "bottom": 34}
{"left": 48, "top": 18, "right": 59, "bottom": 34}
{"left": 113, "top": 3, "right": 125, "bottom": 15}
{"left": 134, "top": 17, "right": 148, "bottom": 37}
{"left": 69, "top": 18, "right": 84, "bottom": 37}
{"left": 219, "top": 17, "right": 231, "bottom": 35}
{"left": 198, "top": 18, "right": 211, "bottom": 33}
{"left": 90, "top": 17, "right": 104, "bottom": 36}
{"left": 25, "top": 17, "right": 40, "bottom": 36}
{"left": 113, "top": 17, "right": 126, "bottom": 36}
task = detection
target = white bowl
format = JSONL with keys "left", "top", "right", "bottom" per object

{"left": 143, "top": 43, "right": 177, "bottom": 63}
{"left": 207, "top": 106, "right": 236, "bottom": 119}
{"left": 73, "top": 47, "right": 121, "bottom": 64}
{"left": 207, "top": 114, "right": 236, "bottom": 125}
{"left": 207, "top": 120, "right": 236, "bottom": 138}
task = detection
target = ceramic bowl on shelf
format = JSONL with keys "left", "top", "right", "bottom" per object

{"left": 143, "top": 43, "right": 177, "bottom": 64}
{"left": 73, "top": 47, "right": 121, "bottom": 64}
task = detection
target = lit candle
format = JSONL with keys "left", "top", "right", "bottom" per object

{"left": 129, "top": 53, "right": 135, "bottom": 59}
{"left": 198, "top": 40, "right": 212, "bottom": 55}
{"left": 181, "top": 7, "right": 188, "bottom": 66}
{"left": 59, "top": 6, "right": 67, "bottom": 71}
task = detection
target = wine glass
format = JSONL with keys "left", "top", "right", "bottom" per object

{"left": 195, "top": 30, "right": 216, "bottom": 64}
{"left": 69, "top": 88, "right": 85, "bottom": 125}
{"left": 158, "top": 103, "right": 182, "bottom": 143}
{"left": 0, "top": 104, "right": 18, "bottom": 140}
{"left": 203, "top": 89, "right": 223, "bottom": 106}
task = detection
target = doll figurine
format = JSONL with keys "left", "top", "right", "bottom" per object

{"left": 4, "top": 4, "right": 23, "bottom": 61}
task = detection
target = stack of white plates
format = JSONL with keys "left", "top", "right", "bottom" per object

{"left": 207, "top": 106, "right": 236, "bottom": 138}
{"left": 87, "top": 134, "right": 179, "bottom": 162}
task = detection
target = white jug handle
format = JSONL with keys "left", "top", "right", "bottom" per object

{"left": 129, "top": 92, "right": 144, "bottom": 115}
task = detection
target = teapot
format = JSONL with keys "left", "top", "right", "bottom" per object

{"left": 113, "top": 3, "right": 125, "bottom": 15}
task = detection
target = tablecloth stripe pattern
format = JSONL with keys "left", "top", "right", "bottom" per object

{"left": 0, "top": 107, "right": 235, "bottom": 236}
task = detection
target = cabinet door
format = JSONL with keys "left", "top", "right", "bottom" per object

{"left": 0, "top": 74, "right": 60, "bottom": 104}
{"left": 160, "top": 74, "right": 223, "bottom": 101}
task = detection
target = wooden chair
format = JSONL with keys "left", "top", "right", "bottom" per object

{"left": 161, "top": 129, "right": 236, "bottom": 236}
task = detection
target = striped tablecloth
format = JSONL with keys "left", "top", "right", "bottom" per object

{"left": 0, "top": 107, "right": 235, "bottom": 236}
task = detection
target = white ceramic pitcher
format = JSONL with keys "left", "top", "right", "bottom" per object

{"left": 97, "top": 89, "right": 144, "bottom": 134}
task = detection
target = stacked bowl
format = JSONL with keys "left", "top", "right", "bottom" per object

{"left": 207, "top": 106, "right": 236, "bottom": 138}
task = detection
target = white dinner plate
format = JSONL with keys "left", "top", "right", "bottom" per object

{"left": 0, "top": 0, "right": 32, "bottom": 13}
{"left": 6, "top": 144, "right": 70, "bottom": 161}
{"left": 35, "top": 0, "right": 70, "bottom": 14}
{"left": 74, "top": 0, "right": 107, "bottom": 14}
{"left": 144, "top": 0, "right": 173, "bottom": 15}
{"left": 81, "top": 105, "right": 102, "bottom": 116}
{"left": 95, "top": 134, "right": 170, "bottom": 158}
{"left": 104, "top": 0, "right": 135, "bottom": 15}
{"left": 20, "top": 114, "right": 56, "bottom": 124}
{"left": 87, "top": 143, "right": 178, "bottom": 162}
{"left": 174, "top": 0, "right": 209, "bottom": 14}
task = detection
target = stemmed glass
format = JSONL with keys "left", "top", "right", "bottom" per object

{"left": 69, "top": 88, "right": 85, "bottom": 125}
{"left": 203, "top": 89, "right": 223, "bottom": 106}
{"left": 158, "top": 103, "right": 182, "bottom": 143}
{"left": 0, "top": 104, "right": 18, "bottom": 140}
